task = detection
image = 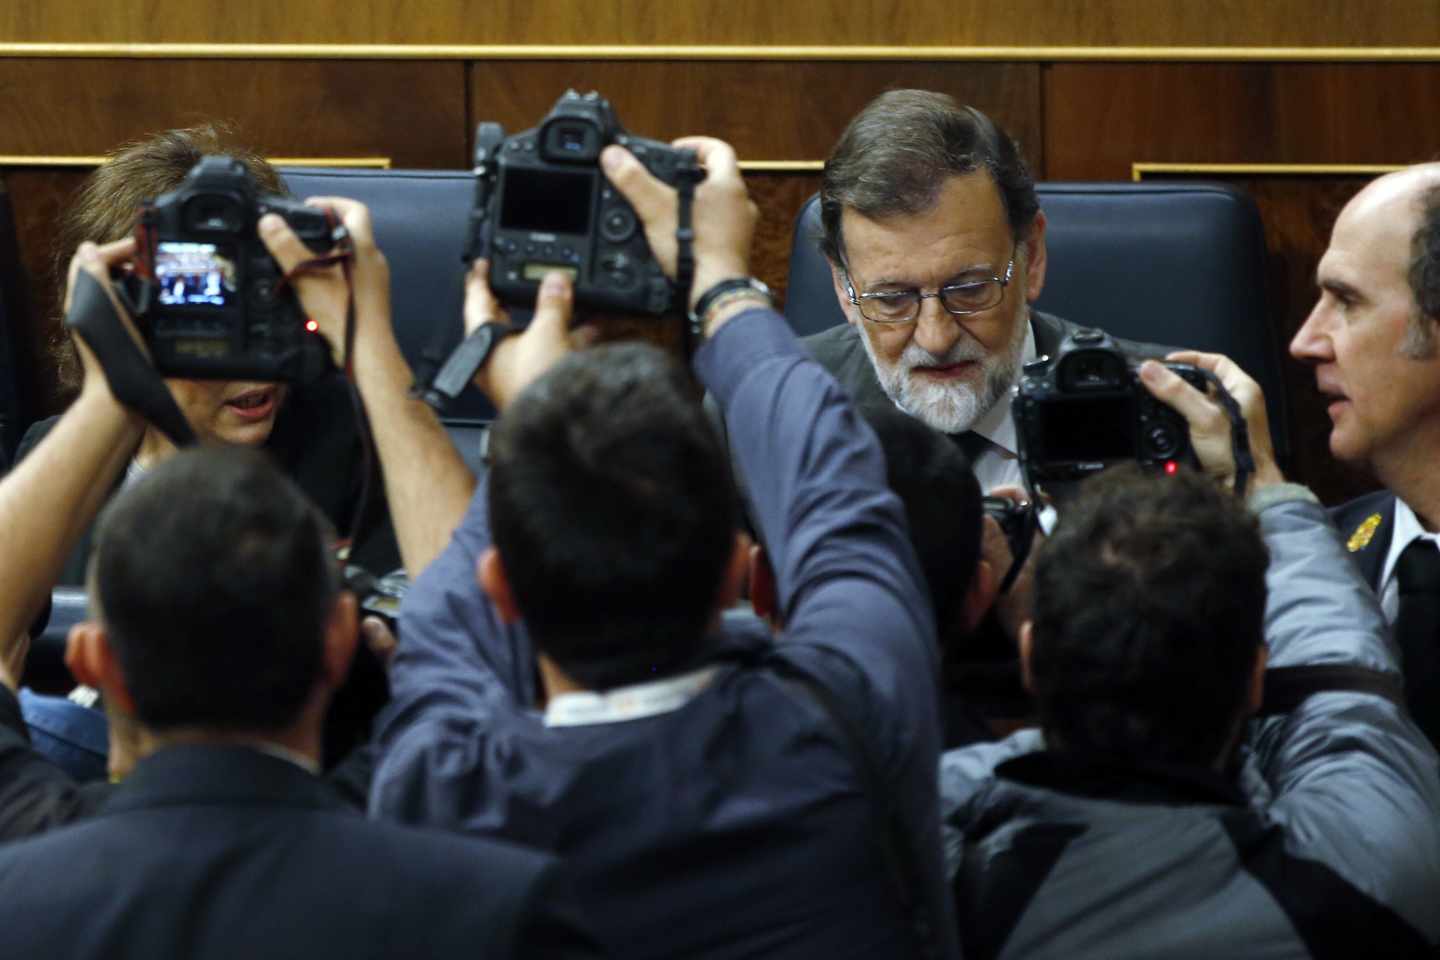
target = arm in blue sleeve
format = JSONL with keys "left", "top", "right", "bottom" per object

{"left": 694, "top": 308, "right": 939, "bottom": 764}
{"left": 373, "top": 473, "right": 541, "bottom": 825}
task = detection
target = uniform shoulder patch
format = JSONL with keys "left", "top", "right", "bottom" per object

{"left": 1346, "top": 513, "right": 1383, "bottom": 552}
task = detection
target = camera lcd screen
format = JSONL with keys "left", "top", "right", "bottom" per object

{"left": 155, "top": 241, "right": 237, "bottom": 308}
{"left": 499, "top": 167, "right": 594, "bottom": 235}
{"left": 1039, "top": 396, "right": 1137, "bottom": 461}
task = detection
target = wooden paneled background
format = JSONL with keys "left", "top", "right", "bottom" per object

{"left": 5, "top": 1, "right": 1440, "bottom": 504}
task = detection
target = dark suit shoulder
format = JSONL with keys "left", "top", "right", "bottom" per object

{"left": 801, "top": 322, "right": 862, "bottom": 368}
{"left": 0, "top": 799, "right": 594, "bottom": 959}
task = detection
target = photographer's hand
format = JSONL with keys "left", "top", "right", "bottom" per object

{"left": 601, "top": 137, "right": 758, "bottom": 336}
{"left": 464, "top": 259, "right": 595, "bottom": 412}
{"left": 1139, "top": 351, "right": 1285, "bottom": 493}
{"left": 259, "top": 198, "right": 395, "bottom": 369}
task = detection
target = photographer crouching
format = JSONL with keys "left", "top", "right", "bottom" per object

{"left": 941, "top": 350, "right": 1440, "bottom": 956}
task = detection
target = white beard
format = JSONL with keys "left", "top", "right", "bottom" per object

{"left": 858, "top": 313, "right": 1028, "bottom": 434}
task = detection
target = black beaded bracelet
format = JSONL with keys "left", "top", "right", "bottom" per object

{"left": 688, "top": 277, "right": 772, "bottom": 337}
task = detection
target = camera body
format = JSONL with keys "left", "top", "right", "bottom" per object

{"left": 1014, "top": 328, "right": 1203, "bottom": 492}
{"left": 133, "top": 155, "right": 335, "bottom": 381}
{"left": 466, "top": 90, "right": 701, "bottom": 315}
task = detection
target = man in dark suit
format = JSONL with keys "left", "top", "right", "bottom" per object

{"left": 803, "top": 91, "right": 1164, "bottom": 492}
{"left": 0, "top": 242, "right": 598, "bottom": 959}
{"left": 0, "top": 445, "right": 597, "bottom": 959}
{"left": 1292, "top": 164, "right": 1440, "bottom": 747}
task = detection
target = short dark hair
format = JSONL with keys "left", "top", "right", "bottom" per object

{"left": 92, "top": 447, "right": 339, "bottom": 732}
{"left": 51, "top": 124, "right": 283, "bottom": 393}
{"left": 1029, "top": 466, "right": 1269, "bottom": 766}
{"left": 487, "top": 343, "right": 737, "bottom": 690}
{"left": 862, "top": 404, "right": 982, "bottom": 638}
{"left": 1406, "top": 181, "right": 1440, "bottom": 358}
{"left": 819, "top": 90, "right": 1039, "bottom": 264}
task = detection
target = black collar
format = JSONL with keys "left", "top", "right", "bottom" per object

{"left": 101, "top": 744, "right": 351, "bottom": 817}
{"left": 996, "top": 749, "right": 1248, "bottom": 808}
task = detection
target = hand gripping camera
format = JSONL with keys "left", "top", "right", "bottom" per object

{"left": 129, "top": 155, "right": 337, "bottom": 381}
{"left": 1014, "top": 328, "right": 1203, "bottom": 498}
{"left": 464, "top": 90, "right": 702, "bottom": 316}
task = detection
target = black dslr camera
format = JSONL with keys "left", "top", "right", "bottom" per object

{"left": 464, "top": 90, "right": 702, "bottom": 315}
{"left": 130, "top": 155, "right": 336, "bottom": 381}
{"left": 1014, "top": 329, "right": 1203, "bottom": 496}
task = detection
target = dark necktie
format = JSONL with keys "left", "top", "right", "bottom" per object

{"left": 952, "top": 431, "right": 991, "bottom": 467}
{"left": 1395, "top": 538, "right": 1440, "bottom": 747}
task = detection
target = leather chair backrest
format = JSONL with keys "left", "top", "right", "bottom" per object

{"left": 783, "top": 183, "right": 1291, "bottom": 458}
{"left": 280, "top": 167, "right": 494, "bottom": 471}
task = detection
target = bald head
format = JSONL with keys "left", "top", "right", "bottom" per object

{"left": 1291, "top": 163, "right": 1440, "bottom": 481}
{"left": 1339, "top": 164, "right": 1440, "bottom": 356}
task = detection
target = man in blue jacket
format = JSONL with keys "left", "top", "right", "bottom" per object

{"left": 370, "top": 137, "right": 962, "bottom": 959}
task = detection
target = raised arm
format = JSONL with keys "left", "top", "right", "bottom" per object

{"left": 0, "top": 240, "right": 144, "bottom": 686}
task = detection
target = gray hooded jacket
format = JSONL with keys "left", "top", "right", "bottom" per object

{"left": 941, "top": 491, "right": 1440, "bottom": 959}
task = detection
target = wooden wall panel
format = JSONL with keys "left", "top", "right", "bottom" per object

{"left": 467, "top": 61, "right": 1042, "bottom": 165}
{"left": 3, "top": 1, "right": 1439, "bottom": 47}
{"left": 0, "top": 59, "right": 466, "bottom": 163}
{"left": 1045, "top": 63, "right": 1440, "bottom": 179}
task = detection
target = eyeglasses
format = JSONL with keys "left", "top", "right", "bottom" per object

{"left": 843, "top": 252, "right": 1016, "bottom": 325}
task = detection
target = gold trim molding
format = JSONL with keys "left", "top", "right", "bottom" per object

{"left": 739, "top": 161, "right": 824, "bottom": 173}
{"left": 1133, "top": 162, "right": 1407, "bottom": 181}
{"left": 0, "top": 155, "right": 392, "bottom": 169}
{"left": 1, "top": 43, "right": 1440, "bottom": 62}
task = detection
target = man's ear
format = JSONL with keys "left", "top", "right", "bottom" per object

{"left": 1021, "top": 211, "right": 1048, "bottom": 303}
{"left": 65, "top": 621, "right": 136, "bottom": 716}
{"left": 830, "top": 262, "right": 859, "bottom": 327}
{"left": 748, "top": 542, "right": 778, "bottom": 626}
{"left": 478, "top": 547, "right": 523, "bottom": 624}
{"left": 1017, "top": 620, "right": 1037, "bottom": 695}
{"left": 961, "top": 558, "right": 998, "bottom": 634}
{"left": 320, "top": 592, "right": 360, "bottom": 691}
{"left": 1246, "top": 643, "right": 1269, "bottom": 715}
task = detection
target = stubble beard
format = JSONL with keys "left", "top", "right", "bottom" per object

{"left": 858, "top": 308, "right": 1029, "bottom": 435}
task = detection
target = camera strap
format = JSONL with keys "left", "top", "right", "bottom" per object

{"left": 67, "top": 271, "right": 196, "bottom": 447}
{"left": 674, "top": 154, "right": 704, "bottom": 352}
{"left": 1194, "top": 369, "right": 1257, "bottom": 498}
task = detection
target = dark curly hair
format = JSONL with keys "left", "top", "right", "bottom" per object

{"left": 1406, "top": 182, "right": 1440, "bottom": 359}
{"left": 1028, "top": 465, "right": 1270, "bottom": 767}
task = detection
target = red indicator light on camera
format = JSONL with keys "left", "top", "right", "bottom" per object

{"left": 305, "top": 319, "right": 319, "bottom": 333}
{"left": 1164, "top": 460, "right": 1179, "bottom": 475}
